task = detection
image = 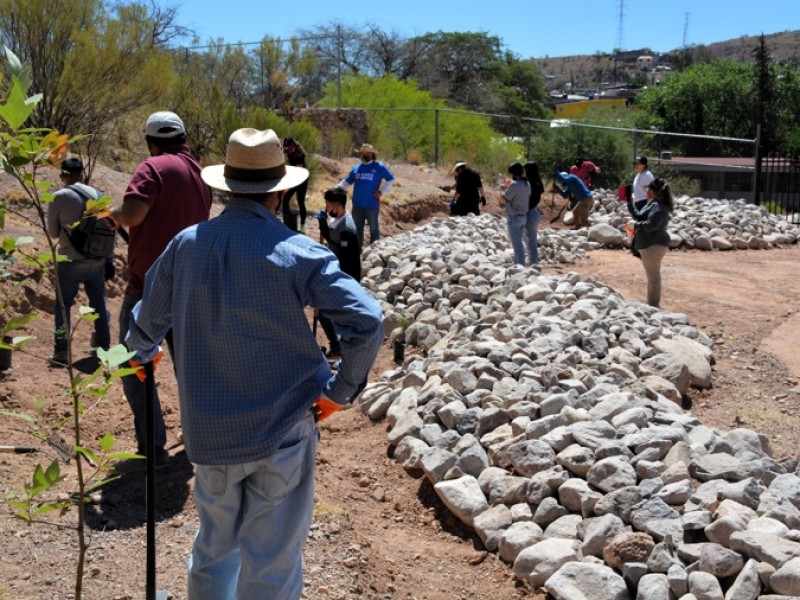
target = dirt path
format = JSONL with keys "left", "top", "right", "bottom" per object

{"left": 563, "top": 246, "right": 800, "bottom": 457}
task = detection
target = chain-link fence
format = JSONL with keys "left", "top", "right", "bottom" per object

{"left": 354, "top": 107, "right": 758, "bottom": 199}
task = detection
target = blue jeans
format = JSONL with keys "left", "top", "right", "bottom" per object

{"left": 53, "top": 258, "right": 110, "bottom": 353}
{"left": 351, "top": 206, "right": 379, "bottom": 247}
{"left": 119, "top": 292, "right": 167, "bottom": 452}
{"left": 188, "top": 414, "right": 319, "bottom": 600}
{"left": 506, "top": 209, "right": 540, "bottom": 266}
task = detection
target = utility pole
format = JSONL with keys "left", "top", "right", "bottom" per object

{"left": 336, "top": 25, "right": 343, "bottom": 109}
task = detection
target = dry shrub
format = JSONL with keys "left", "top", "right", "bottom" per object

{"left": 406, "top": 148, "right": 422, "bottom": 165}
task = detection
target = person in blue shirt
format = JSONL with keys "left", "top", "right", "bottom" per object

{"left": 337, "top": 143, "right": 395, "bottom": 247}
{"left": 125, "top": 128, "right": 384, "bottom": 600}
{"left": 554, "top": 168, "right": 594, "bottom": 229}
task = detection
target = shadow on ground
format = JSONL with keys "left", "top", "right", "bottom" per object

{"left": 84, "top": 450, "right": 193, "bottom": 531}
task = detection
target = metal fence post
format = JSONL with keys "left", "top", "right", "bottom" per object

{"left": 753, "top": 124, "right": 763, "bottom": 206}
{"left": 434, "top": 108, "right": 440, "bottom": 165}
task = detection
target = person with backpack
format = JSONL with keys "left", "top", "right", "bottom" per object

{"left": 46, "top": 157, "right": 113, "bottom": 366}
{"left": 108, "top": 111, "right": 212, "bottom": 466}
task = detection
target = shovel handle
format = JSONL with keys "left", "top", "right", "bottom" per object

{"left": 0, "top": 446, "right": 38, "bottom": 454}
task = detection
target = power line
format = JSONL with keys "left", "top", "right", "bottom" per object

{"left": 167, "top": 33, "right": 338, "bottom": 53}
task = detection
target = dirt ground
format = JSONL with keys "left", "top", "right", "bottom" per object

{"left": 1, "top": 158, "right": 799, "bottom": 599}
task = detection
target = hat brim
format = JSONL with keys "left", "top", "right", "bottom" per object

{"left": 201, "top": 164, "right": 308, "bottom": 193}
{"left": 451, "top": 162, "right": 467, "bottom": 174}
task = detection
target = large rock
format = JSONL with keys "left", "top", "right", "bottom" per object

{"left": 545, "top": 561, "right": 630, "bottom": 600}
{"left": 688, "top": 570, "right": 724, "bottom": 600}
{"left": 698, "top": 543, "right": 745, "bottom": 578}
{"left": 473, "top": 504, "right": 513, "bottom": 551}
{"left": 637, "top": 573, "right": 671, "bottom": 600}
{"left": 652, "top": 335, "right": 714, "bottom": 389}
{"left": 588, "top": 223, "right": 626, "bottom": 246}
{"left": 729, "top": 531, "right": 800, "bottom": 568}
{"left": 640, "top": 353, "right": 691, "bottom": 395}
{"left": 587, "top": 457, "right": 638, "bottom": 493}
{"left": 513, "top": 537, "right": 581, "bottom": 587}
{"left": 770, "top": 556, "right": 800, "bottom": 596}
{"left": 507, "top": 439, "right": 557, "bottom": 477}
{"left": 722, "top": 558, "right": 761, "bottom": 600}
{"left": 603, "top": 532, "right": 656, "bottom": 570}
{"left": 433, "top": 476, "right": 488, "bottom": 526}
{"left": 499, "top": 521, "right": 544, "bottom": 563}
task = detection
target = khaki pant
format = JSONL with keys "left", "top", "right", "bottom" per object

{"left": 572, "top": 197, "right": 593, "bottom": 228}
{"left": 639, "top": 244, "right": 669, "bottom": 307}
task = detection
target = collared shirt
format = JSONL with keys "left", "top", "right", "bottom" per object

{"left": 126, "top": 198, "right": 383, "bottom": 465}
{"left": 123, "top": 144, "right": 212, "bottom": 296}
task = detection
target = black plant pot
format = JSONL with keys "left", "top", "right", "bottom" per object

{"left": 0, "top": 336, "right": 12, "bottom": 372}
{"left": 393, "top": 339, "right": 405, "bottom": 365}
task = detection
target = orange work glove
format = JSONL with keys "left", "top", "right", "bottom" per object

{"left": 313, "top": 397, "right": 345, "bottom": 422}
{"left": 129, "top": 349, "right": 164, "bottom": 382}
{"left": 624, "top": 221, "right": 635, "bottom": 238}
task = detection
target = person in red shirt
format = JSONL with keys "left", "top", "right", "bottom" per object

{"left": 108, "top": 111, "right": 212, "bottom": 465}
{"left": 569, "top": 157, "right": 601, "bottom": 190}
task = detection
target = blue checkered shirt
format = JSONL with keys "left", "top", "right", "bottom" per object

{"left": 126, "top": 198, "right": 383, "bottom": 465}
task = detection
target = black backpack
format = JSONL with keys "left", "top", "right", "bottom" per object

{"left": 64, "top": 185, "right": 116, "bottom": 259}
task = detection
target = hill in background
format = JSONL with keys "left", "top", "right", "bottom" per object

{"left": 531, "top": 29, "right": 800, "bottom": 92}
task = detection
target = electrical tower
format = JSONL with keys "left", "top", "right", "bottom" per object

{"left": 683, "top": 13, "right": 690, "bottom": 47}
{"left": 615, "top": 0, "right": 626, "bottom": 51}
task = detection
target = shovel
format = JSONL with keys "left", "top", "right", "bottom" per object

{"left": 144, "top": 362, "right": 168, "bottom": 600}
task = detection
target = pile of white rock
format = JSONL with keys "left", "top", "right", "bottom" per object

{"left": 587, "top": 191, "right": 800, "bottom": 251}
{"left": 359, "top": 216, "right": 800, "bottom": 599}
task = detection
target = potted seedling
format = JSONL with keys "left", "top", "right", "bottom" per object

{"left": 393, "top": 313, "right": 411, "bottom": 365}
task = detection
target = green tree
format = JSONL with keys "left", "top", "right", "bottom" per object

{"left": 0, "top": 0, "right": 176, "bottom": 179}
{"left": 753, "top": 34, "right": 779, "bottom": 150}
{"left": 634, "top": 60, "right": 754, "bottom": 154}
{"left": 251, "top": 36, "right": 317, "bottom": 112}
{"left": 0, "top": 47, "right": 141, "bottom": 600}
{"left": 318, "top": 74, "right": 519, "bottom": 174}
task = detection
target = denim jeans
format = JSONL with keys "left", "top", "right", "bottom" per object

{"left": 119, "top": 292, "right": 167, "bottom": 452}
{"left": 53, "top": 258, "right": 110, "bottom": 354}
{"left": 506, "top": 209, "right": 540, "bottom": 266}
{"left": 188, "top": 414, "right": 319, "bottom": 600}
{"left": 351, "top": 206, "right": 380, "bottom": 247}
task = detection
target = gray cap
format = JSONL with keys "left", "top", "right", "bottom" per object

{"left": 145, "top": 111, "right": 185, "bottom": 138}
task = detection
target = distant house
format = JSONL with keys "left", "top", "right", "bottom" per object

{"left": 637, "top": 55, "right": 654, "bottom": 71}
{"left": 652, "top": 155, "right": 775, "bottom": 202}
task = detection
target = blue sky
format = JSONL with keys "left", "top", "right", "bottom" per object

{"left": 174, "top": 0, "right": 799, "bottom": 59}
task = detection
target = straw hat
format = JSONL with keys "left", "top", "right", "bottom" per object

{"left": 358, "top": 143, "right": 377, "bottom": 156}
{"left": 451, "top": 161, "right": 468, "bottom": 174}
{"left": 201, "top": 128, "right": 308, "bottom": 194}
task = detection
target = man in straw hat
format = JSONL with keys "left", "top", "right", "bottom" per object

{"left": 336, "top": 142, "right": 395, "bottom": 247}
{"left": 125, "top": 128, "right": 383, "bottom": 599}
{"left": 109, "top": 110, "right": 212, "bottom": 466}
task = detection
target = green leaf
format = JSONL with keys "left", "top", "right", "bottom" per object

{"left": 10, "top": 335, "right": 35, "bottom": 350}
{"left": 0, "top": 76, "right": 36, "bottom": 129}
{"left": 0, "top": 409, "right": 36, "bottom": 424}
{"left": 75, "top": 446, "right": 99, "bottom": 466}
{"left": 99, "top": 433, "right": 116, "bottom": 453}
{"left": 98, "top": 345, "right": 135, "bottom": 369}
{"left": 87, "top": 475, "right": 121, "bottom": 491}
{"left": 15, "top": 236, "right": 33, "bottom": 247}
{"left": 107, "top": 451, "right": 143, "bottom": 461}
{"left": 2, "top": 312, "right": 37, "bottom": 336}
{"left": 33, "top": 502, "right": 70, "bottom": 516}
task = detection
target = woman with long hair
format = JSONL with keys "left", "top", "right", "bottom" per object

{"left": 500, "top": 162, "right": 535, "bottom": 266}
{"left": 631, "top": 177, "right": 673, "bottom": 307}
{"left": 524, "top": 161, "right": 544, "bottom": 265}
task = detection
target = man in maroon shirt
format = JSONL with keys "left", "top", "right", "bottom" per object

{"left": 569, "top": 157, "right": 601, "bottom": 190}
{"left": 109, "top": 111, "right": 212, "bottom": 464}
